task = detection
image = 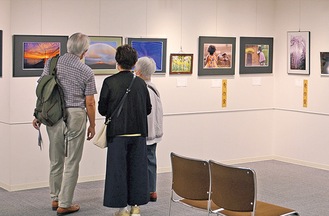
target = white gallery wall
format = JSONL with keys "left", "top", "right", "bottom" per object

{"left": 0, "top": 0, "right": 328, "bottom": 191}
{"left": 273, "top": 0, "right": 329, "bottom": 168}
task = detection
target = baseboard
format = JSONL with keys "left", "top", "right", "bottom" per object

{"left": 1, "top": 181, "right": 49, "bottom": 192}
{"left": 220, "top": 155, "right": 275, "bottom": 165}
{"left": 158, "top": 167, "right": 171, "bottom": 173}
{"left": 0, "top": 175, "right": 106, "bottom": 192}
{"left": 0, "top": 182, "right": 11, "bottom": 192}
{"left": 273, "top": 156, "right": 329, "bottom": 171}
{"left": 77, "top": 174, "right": 105, "bottom": 183}
{"left": 155, "top": 155, "right": 275, "bottom": 174}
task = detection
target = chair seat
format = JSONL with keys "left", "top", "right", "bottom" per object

{"left": 217, "top": 201, "right": 297, "bottom": 216}
{"left": 180, "top": 199, "right": 219, "bottom": 210}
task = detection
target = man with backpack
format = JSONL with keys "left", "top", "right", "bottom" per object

{"left": 32, "top": 32, "right": 97, "bottom": 215}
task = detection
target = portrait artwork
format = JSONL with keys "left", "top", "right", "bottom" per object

{"left": 287, "top": 31, "right": 310, "bottom": 75}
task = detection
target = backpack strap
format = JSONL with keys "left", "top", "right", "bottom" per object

{"left": 49, "top": 54, "right": 60, "bottom": 76}
{"left": 49, "top": 55, "right": 67, "bottom": 124}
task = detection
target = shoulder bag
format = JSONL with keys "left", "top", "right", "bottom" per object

{"left": 93, "top": 74, "right": 136, "bottom": 148}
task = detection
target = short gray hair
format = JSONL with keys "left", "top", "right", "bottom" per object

{"left": 67, "top": 33, "right": 90, "bottom": 56}
{"left": 135, "top": 57, "right": 156, "bottom": 79}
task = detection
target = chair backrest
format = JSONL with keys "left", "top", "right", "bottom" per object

{"left": 170, "top": 152, "right": 211, "bottom": 200}
{"left": 209, "top": 160, "right": 257, "bottom": 212}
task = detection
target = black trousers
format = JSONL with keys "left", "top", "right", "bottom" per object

{"left": 103, "top": 136, "right": 149, "bottom": 208}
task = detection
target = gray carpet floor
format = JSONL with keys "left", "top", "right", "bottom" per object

{"left": 1, "top": 160, "right": 328, "bottom": 215}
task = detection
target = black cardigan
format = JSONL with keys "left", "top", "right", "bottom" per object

{"left": 98, "top": 71, "right": 152, "bottom": 138}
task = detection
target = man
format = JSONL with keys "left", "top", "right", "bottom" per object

{"left": 135, "top": 57, "right": 163, "bottom": 202}
{"left": 32, "top": 33, "right": 97, "bottom": 216}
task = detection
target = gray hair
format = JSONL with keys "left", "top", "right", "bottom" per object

{"left": 135, "top": 57, "right": 156, "bottom": 79}
{"left": 67, "top": 33, "right": 90, "bottom": 56}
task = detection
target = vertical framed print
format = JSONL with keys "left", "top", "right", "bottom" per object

{"left": 320, "top": 52, "right": 329, "bottom": 76}
{"left": 287, "top": 31, "right": 310, "bottom": 75}
{"left": 0, "top": 30, "right": 2, "bottom": 77}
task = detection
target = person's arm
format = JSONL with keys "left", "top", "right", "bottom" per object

{"left": 146, "top": 86, "right": 152, "bottom": 115}
{"left": 98, "top": 81, "right": 110, "bottom": 116}
{"left": 85, "top": 95, "right": 96, "bottom": 140}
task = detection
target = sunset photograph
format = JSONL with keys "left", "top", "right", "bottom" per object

{"left": 23, "top": 42, "right": 60, "bottom": 69}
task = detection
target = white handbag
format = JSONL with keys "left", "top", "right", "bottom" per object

{"left": 93, "top": 118, "right": 110, "bottom": 148}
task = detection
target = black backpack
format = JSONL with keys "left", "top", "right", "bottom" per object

{"left": 33, "top": 55, "right": 66, "bottom": 126}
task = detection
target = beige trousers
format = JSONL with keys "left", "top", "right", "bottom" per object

{"left": 46, "top": 108, "right": 87, "bottom": 208}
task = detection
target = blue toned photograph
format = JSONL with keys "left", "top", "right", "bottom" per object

{"left": 128, "top": 38, "right": 167, "bottom": 73}
{"left": 131, "top": 41, "right": 163, "bottom": 71}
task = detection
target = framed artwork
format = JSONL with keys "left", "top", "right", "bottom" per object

{"left": 287, "top": 31, "right": 310, "bottom": 75}
{"left": 0, "top": 30, "right": 2, "bottom": 77}
{"left": 239, "top": 37, "right": 273, "bottom": 74}
{"left": 198, "top": 36, "right": 236, "bottom": 76}
{"left": 169, "top": 53, "right": 193, "bottom": 74}
{"left": 127, "top": 37, "right": 167, "bottom": 74}
{"left": 320, "top": 52, "right": 329, "bottom": 76}
{"left": 84, "top": 36, "right": 123, "bottom": 75}
{"left": 13, "top": 35, "right": 68, "bottom": 77}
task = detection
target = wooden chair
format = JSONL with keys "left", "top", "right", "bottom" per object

{"left": 169, "top": 152, "right": 214, "bottom": 216}
{"left": 209, "top": 160, "right": 299, "bottom": 216}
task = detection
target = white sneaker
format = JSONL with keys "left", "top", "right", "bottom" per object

{"left": 114, "top": 209, "right": 130, "bottom": 216}
{"left": 130, "top": 205, "right": 141, "bottom": 216}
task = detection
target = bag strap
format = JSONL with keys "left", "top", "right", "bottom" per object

{"left": 147, "top": 84, "right": 159, "bottom": 97}
{"left": 106, "top": 74, "right": 136, "bottom": 125}
{"left": 49, "top": 54, "right": 60, "bottom": 76}
{"left": 37, "top": 55, "right": 61, "bottom": 150}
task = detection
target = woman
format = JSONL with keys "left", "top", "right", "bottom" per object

{"left": 135, "top": 57, "right": 164, "bottom": 202}
{"left": 98, "top": 44, "right": 151, "bottom": 216}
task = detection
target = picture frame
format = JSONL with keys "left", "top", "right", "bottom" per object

{"left": 127, "top": 37, "right": 167, "bottom": 74}
{"left": 239, "top": 37, "right": 273, "bottom": 74}
{"left": 287, "top": 31, "right": 310, "bottom": 75}
{"left": 320, "top": 52, "right": 329, "bottom": 76}
{"left": 0, "top": 30, "right": 2, "bottom": 77}
{"left": 84, "top": 36, "right": 123, "bottom": 75}
{"left": 13, "top": 35, "right": 68, "bottom": 77}
{"left": 198, "top": 36, "right": 236, "bottom": 76}
{"left": 169, "top": 53, "right": 193, "bottom": 74}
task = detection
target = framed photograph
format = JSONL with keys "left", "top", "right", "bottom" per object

{"left": 127, "top": 37, "right": 167, "bottom": 74}
{"left": 287, "top": 31, "right": 310, "bottom": 75}
{"left": 320, "top": 52, "right": 329, "bottom": 76}
{"left": 239, "top": 37, "right": 273, "bottom": 74}
{"left": 84, "top": 36, "right": 123, "bottom": 75}
{"left": 13, "top": 35, "right": 68, "bottom": 77}
{"left": 169, "top": 53, "right": 193, "bottom": 74}
{"left": 198, "top": 36, "right": 236, "bottom": 76}
{"left": 0, "top": 30, "right": 2, "bottom": 77}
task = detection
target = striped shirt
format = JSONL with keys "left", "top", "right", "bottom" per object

{"left": 40, "top": 53, "right": 97, "bottom": 108}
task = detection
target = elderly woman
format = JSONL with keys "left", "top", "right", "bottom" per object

{"left": 135, "top": 57, "right": 163, "bottom": 202}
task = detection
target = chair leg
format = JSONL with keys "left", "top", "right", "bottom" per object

{"left": 168, "top": 190, "right": 173, "bottom": 216}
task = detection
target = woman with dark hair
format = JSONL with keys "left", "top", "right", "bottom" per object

{"left": 98, "top": 44, "right": 152, "bottom": 216}
{"left": 204, "top": 45, "right": 218, "bottom": 68}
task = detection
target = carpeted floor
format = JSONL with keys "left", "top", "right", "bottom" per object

{"left": 1, "top": 160, "right": 329, "bottom": 215}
